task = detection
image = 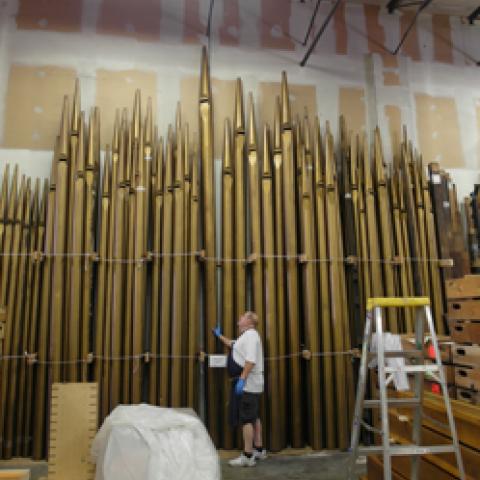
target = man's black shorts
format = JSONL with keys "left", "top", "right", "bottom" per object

{"left": 239, "top": 392, "right": 261, "bottom": 425}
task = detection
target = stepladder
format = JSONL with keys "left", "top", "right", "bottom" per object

{"left": 348, "top": 297, "right": 465, "bottom": 480}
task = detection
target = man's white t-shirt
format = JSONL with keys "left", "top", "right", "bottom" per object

{"left": 232, "top": 328, "right": 264, "bottom": 393}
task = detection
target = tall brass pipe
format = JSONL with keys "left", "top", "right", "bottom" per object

{"left": 23, "top": 180, "right": 46, "bottom": 456}
{"left": 32, "top": 163, "right": 55, "bottom": 460}
{"left": 313, "top": 118, "right": 335, "bottom": 448}
{"left": 67, "top": 112, "right": 85, "bottom": 382}
{"left": 299, "top": 121, "right": 322, "bottom": 449}
{"left": 199, "top": 47, "right": 218, "bottom": 442}
{"left": 149, "top": 138, "right": 164, "bottom": 405}
{"left": 187, "top": 139, "right": 200, "bottom": 410}
{"left": 373, "top": 128, "right": 397, "bottom": 331}
{"left": 272, "top": 98, "right": 287, "bottom": 449}
{"left": 233, "top": 79, "right": 247, "bottom": 322}
{"left": 280, "top": 72, "right": 303, "bottom": 447}
{"left": 15, "top": 180, "right": 38, "bottom": 456}
{"left": 159, "top": 127, "right": 174, "bottom": 406}
{"left": 325, "top": 131, "right": 348, "bottom": 448}
{"left": 221, "top": 119, "right": 235, "bottom": 448}
{"left": 3, "top": 178, "right": 28, "bottom": 457}
{"left": 171, "top": 106, "right": 186, "bottom": 407}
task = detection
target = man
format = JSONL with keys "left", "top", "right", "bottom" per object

{"left": 212, "top": 311, "right": 266, "bottom": 467}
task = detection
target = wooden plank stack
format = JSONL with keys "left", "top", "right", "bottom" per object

{"left": 369, "top": 391, "right": 480, "bottom": 480}
{"left": 446, "top": 275, "right": 480, "bottom": 405}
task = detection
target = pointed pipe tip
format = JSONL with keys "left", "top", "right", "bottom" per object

{"left": 247, "top": 93, "right": 257, "bottom": 150}
{"left": 234, "top": 77, "right": 245, "bottom": 133}
{"left": 199, "top": 46, "right": 211, "bottom": 102}
{"left": 281, "top": 71, "right": 291, "bottom": 128}
{"left": 223, "top": 118, "right": 233, "bottom": 171}
{"left": 262, "top": 124, "right": 272, "bottom": 177}
{"left": 273, "top": 96, "right": 281, "bottom": 151}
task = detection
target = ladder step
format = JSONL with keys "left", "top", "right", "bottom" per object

{"left": 364, "top": 398, "right": 420, "bottom": 408}
{"left": 359, "top": 445, "right": 456, "bottom": 456}
{"left": 384, "top": 365, "right": 439, "bottom": 374}
{"left": 369, "top": 351, "right": 423, "bottom": 359}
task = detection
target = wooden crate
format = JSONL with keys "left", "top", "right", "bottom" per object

{"left": 453, "top": 345, "right": 480, "bottom": 368}
{"left": 47, "top": 383, "right": 97, "bottom": 480}
{"left": 448, "top": 319, "right": 480, "bottom": 344}
{"left": 455, "top": 366, "right": 480, "bottom": 391}
{"left": 371, "top": 398, "right": 480, "bottom": 480}
{"left": 457, "top": 388, "right": 480, "bottom": 405}
{"left": 448, "top": 299, "right": 480, "bottom": 319}
{"left": 445, "top": 275, "right": 480, "bottom": 300}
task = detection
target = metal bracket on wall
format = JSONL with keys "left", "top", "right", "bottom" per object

{"left": 300, "top": 0, "right": 343, "bottom": 66}
{"left": 468, "top": 6, "right": 480, "bottom": 25}
{"left": 389, "top": 0, "right": 433, "bottom": 55}
{"left": 302, "top": 0, "right": 322, "bottom": 46}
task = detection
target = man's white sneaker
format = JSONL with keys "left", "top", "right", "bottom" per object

{"left": 253, "top": 449, "right": 267, "bottom": 460}
{"left": 228, "top": 453, "right": 256, "bottom": 467}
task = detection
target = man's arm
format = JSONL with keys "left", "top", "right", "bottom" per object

{"left": 218, "top": 333, "right": 234, "bottom": 349}
{"left": 240, "top": 361, "right": 255, "bottom": 380}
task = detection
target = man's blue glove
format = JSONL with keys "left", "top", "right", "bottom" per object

{"left": 235, "top": 378, "right": 245, "bottom": 396}
{"left": 212, "top": 326, "right": 222, "bottom": 338}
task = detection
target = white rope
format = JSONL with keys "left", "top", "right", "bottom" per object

{"left": 0, "top": 350, "right": 356, "bottom": 364}
{"left": 0, "top": 251, "right": 452, "bottom": 264}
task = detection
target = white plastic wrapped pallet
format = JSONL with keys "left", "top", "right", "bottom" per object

{"left": 91, "top": 405, "right": 221, "bottom": 480}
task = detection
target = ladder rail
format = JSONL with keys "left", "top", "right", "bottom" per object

{"left": 375, "top": 306, "right": 392, "bottom": 480}
{"left": 347, "top": 311, "right": 373, "bottom": 477}
{"left": 425, "top": 306, "right": 466, "bottom": 480}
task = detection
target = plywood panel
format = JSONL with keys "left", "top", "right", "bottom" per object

{"left": 183, "top": 0, "right": 204, "bottom": 44}
{"left": 415, "top": 93, "right": 464, "bottom": 168}
{"left": 334, "top": 3, "right": 348, "bottom": 55}
{"left": 180, "top": 76, "right": 236, "bottom": 159}
{"left": 47, "top": 383, "right": 97, "bottom": 480}
{"left": 259, "top": 82, "right": 318, "bottom": 133}
{"left": 260, "top": 0, "right": 295, "bottom": 50}
{"left": 3, "top": 65, "right": 77, "bottom": 150}
{"left": 97, "top": 0, "right": 162, "bottom": 41}
{"left": 383, "top": 72, "right": 400, "bottom": 86}
{"left": 385, "top": 105, "right": 402, "bottom": 157}
{"left": 95, "top": 69, "right": 157, "bottom": 146}
{"left": 16, "top": 0, "right": 81, "bottom": 32}
{"left": 432, "top": 14, "right": 454, "bottom": 64}
{"left": 219, "top": 0, "right": 240, "bottom": 46}
{"left": 339, "top": 87, "right": 366, "bottom": 135}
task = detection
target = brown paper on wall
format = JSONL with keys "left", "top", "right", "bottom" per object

{"left": 339, "top": 87, "right": 366, "bottom": 135}
{"left": 96, "top": 69, "right": 157, "bottom": 146}
{"left": 259, "top": 82, "right": 317, "bottom": 132}
{"left": 3, "top": 65, "right": 77, "bottom": 150}
{"left": 16, "top": 0, "right": 82, "bottom": 32}
{"left": 97, "top": 0, "right": 162, "bottom": 41}
{"left": 180, "top": 76, "right": 236, "bottom": 158}
{"left": 415, "top": 93, "right": 464, "bottom": 168}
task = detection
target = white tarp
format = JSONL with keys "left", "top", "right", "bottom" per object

{"left": 370, "top": 333, "right": 410, "bottom": 391}
{"left": 91, "top": 404, "right": 220, "bottom": 480}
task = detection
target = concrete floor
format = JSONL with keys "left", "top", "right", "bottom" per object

{"left": 221, "top": 452, "right": 366, "bottom": 480}
{"left": 1, "top": 451, "right": 366, "bottom": 479}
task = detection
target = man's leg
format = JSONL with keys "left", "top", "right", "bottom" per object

{"left": 254, "top": 419, "right": 262, "bottom": 448}
{"left": 243, "top": 422, "right": 254, "bottom": 453}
